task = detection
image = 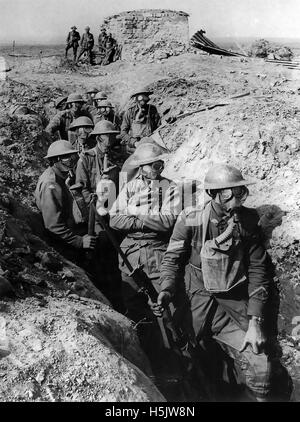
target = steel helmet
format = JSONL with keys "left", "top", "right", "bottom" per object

{"left": 66, "top": 93, "right": 86, "bottom": 104}
{"left": 204, "top": 164, "right": 256, "bottom": 190}
{"left": 94, "top": 91, "right": 108, "bottom": 101}
{"left": 71, "top": 26, "right": 77, "bottom": 30}
{"left": 96, "top": 100, "right": 114, "bottom": 109}
{"left": 55, "top": 96, "right": 68, "bottom": 109}
{"left": 44, "top": 140, "right": 79, "bottom": 159}
{"left": 90, "top": 120, "right": 119, "bottom": 136}
{"left": 69, "top": 116, "right": 94, "bottom": 130}
{"left": 130, "top": 143, "right": 168, "bottom": 167}
{"left": 86, "top": 87, "right": 99, "bottom": 94}
{"left": 130, "top": 88, "right": 153, "bottom": 99}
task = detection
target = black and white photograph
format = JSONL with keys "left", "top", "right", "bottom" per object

{"left": 0, "top": 0, "right": 299, "bottom": 405}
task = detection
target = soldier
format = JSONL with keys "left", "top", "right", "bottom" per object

{"left": 75, "top": 120, "right": 124, "bottom": 204}
{"left": 94, "top": 91, "right": 108, "bottom": 106}
{"left": 109, "top": 143, "right": 181, "bottom": 370}
{"left": 68, "top": 116, "right": 95, "bottom": 153}
{"left": 65, "top": 26, "right": 80, "bottom": 61}
{"left": 54, "top": 96, "right": 68, "bottom": 112}
{"left": 120, "top": 89, "right": 161, "bottom": 154}
{"left": 34, "top": 140, "right": 96, "bottom": 264}
{"left": 101, "top": 33, "right": 117, "bottom": 66}
{"left": 98, "top": 27, "right": 108, "bottom": 54}
{"left": 85, "top": 87, "right": 99, "bottom": 106}
{"left": 77, "top": 26, "right": 94, "bottom": 65}
{"left": 94, "top": 99, "right": 121, "bottom": 129}
{"left": 156, "top": 164, "right": 274, "bottom": 401}
{"left": 76, "top": 120, "right": 125, "bottom": 310}
{"left": 46, "top": 93, "right": 93, "bottom": 143}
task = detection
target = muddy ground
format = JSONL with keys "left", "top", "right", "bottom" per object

{"left": 0, "top": 50, "right": 299, "bottom": 401}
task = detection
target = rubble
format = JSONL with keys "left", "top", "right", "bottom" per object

{"left": 248, "top": 39, "right": 294, "bottom": 60}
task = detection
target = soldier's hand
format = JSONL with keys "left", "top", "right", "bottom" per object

{"left": 82, "top": 235, "right": 97, "bottom": 250}
{"left": 239, "top": 318, "right": 266, "bottom": 354}
{"left": 150, "top": 291, "right": 172, "bottom": 317}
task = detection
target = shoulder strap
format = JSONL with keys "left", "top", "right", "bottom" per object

{"left": 202, "top": 201, "right": 212, "bottom": 249}
{"left": 95, "top": 148, "right": 103, "bottom": 180}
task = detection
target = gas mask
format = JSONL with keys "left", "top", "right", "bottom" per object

{"left": 212, "top": 186, "right": 249, "bottom": 213}
{"left": 57, "top": 154, "right": 79, "bottom": 174}
{"left": 70, "top": 102, "right": 83, "bottom": 116}
{"left": 140, "top": 161, "right": 164, "bottom": 180}
{"left": 77, "top": 127, "right": 93, "bottom": 151}
{"left": 99, "top": 106, "right": 112, "bottom": 118}
{"left": 136, "top": 94, "right": 150, "bottom": 110}
{"left": 96, "top": 134, "right": 115, "bottom": 154}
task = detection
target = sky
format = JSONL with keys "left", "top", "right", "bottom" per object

{"left": 0, "top": 0, "right": 300, "bottom": 44}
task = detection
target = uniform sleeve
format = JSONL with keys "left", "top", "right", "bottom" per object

{"left": 245, "top": 225, "right": 270, "bottom": 317}
{"left": 66, "top": 33, "right": 70, "bottom": 44}
{"left": 45, "top": 113, "right": 62, "bottom": 137}
{"left": 109, "top": 186, "right": 144, "bottom": 233}
{"left": 40, "top": 183, "right": 83, "bottom": 249}
{"left": 120, "top": 109, "right": 132, "bottom": 144}
{"left": 140, "top": 184, "right": 181, "bottom": 233}
{"left": 160, "top": 211, "right": 192, "bottom": 295}
{"left": 75, "top": 156, "right": 92, "bottom": 205}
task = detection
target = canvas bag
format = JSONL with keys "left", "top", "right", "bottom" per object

{"left": 200, "top": 202, "right": 247, "bottom": 293}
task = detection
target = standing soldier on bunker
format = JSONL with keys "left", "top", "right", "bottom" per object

{"left": 98, "top": 27, "right": 108, "bottom": 54}
{"left": 77, "top": 26, "right": 95, "bottom": 65}
{"left": 120, "top": 89, "right": 161, "bottom": 154}
{"left": 65, "top": 26, "right": 80, "bottom": 62}
{"left": 156, "top": 164, "right": 276, "bottom": 402}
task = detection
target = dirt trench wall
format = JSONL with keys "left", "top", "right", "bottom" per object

{"left": 0, "top": 195, "right": 164, "bottom": 402}
{"left": 102, "top": 9, "right": 189, "bottom": 61}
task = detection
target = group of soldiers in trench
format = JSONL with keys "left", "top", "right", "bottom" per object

{"left": 34, "top": 86, "right": 291, "bottom": 402}
{"left": 65, "top": 25, "right": 121, "bottom": 65}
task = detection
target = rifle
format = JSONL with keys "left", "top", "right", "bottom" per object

{"left": 66, "top": 171, "right": 89, "bottom": 224}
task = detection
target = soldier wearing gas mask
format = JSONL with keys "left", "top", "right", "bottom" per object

{"left": 157, "top": 164, "right": 275, "bottom": 401}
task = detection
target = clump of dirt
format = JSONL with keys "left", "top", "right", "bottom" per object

{"left": 134, "top": 40, "right": 187, "bottom": 62}
{"left": 248, "top": 39, "right": 294, "bottom": 60}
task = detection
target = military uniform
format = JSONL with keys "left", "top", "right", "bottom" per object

{"left": 34, "top": 166, "right": 85, "bottom": 263}
{"left": 120, "top": 103, "right": 161, "bottom": 153}
{"left": 75, "top": 145, "right": 124, "bottom": 204}
{"left": 93, "top": 110, "right": 121, "bottom": 129}
{"left": 98, "top": 32, "right": 108, "bottom": 53}
{"left": 75, "top": 145, "right": 125, "bottom": 310}
{"left": 159, "top": 200, "right": 272, "bottom": 400}
{"left": 77, "top": 32, "right": 94, "bottom": 64}
{"left": 46, "top": 109, "right": 93, "bottom": 144}
{"left": 109, "top": 175, "right": 181, "bottom": 317}
{"left": 66, "top": 29, "right": 80, "bottom": 60}
{"left": 102, "top": 36, "right": 117, "bottom": 65}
